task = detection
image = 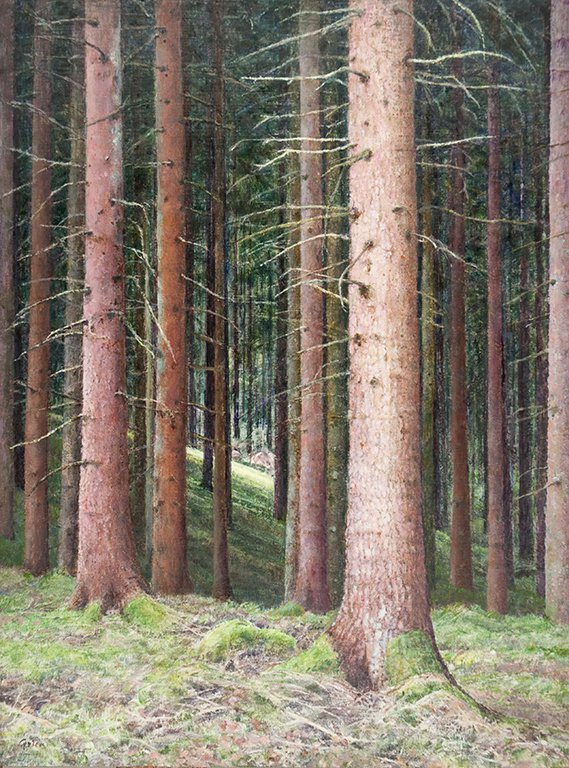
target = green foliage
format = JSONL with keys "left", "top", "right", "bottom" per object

{"left": 195, "top": 619, "right": 296, "bottom": 662}
{"left": 267, "top": 601, "right": 305, "bottom": 618}
{"left": 280, "top": 634, "right": 339, "bottom": 675}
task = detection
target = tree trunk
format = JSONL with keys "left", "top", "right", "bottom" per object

{"left": 535, "top": 9, "right": 550, "bottom": 601}
{"left": 211, "top": 0, "right": 231, "bottom": 601}
{"left": 331, "top": 0, "right": 436, "bottom": 689}
{"left": 545, "top": 0, "right": 569, "bottom": 625}
{"left": 284, "top": 141, "right": 302, "bottom": 601}
{"left": 58, "top": 12, "right": 84, "bottom": 573}
{"left": 273, "top": 190, "right": 288, "bottom": 522}
{"left": 486, "top": 9, "right": 507, "bottom": 615}
{"left": 0, "top": 0, "right": 15, "bottom": 540}
{"left": 24, "top": 0, "right": 52, "bottom": 576}
{"left": 293, "top": 0, "right": 330, "bottom": 613}
{"left": 448, "top": 27, "right": 473, "bottom": 591}
{"left": 72, "top": 0, "right": 145, "bottom": 611}
{"left": 151, "top": 0, "right": 190, "bottom": 595}
{"left": 202, "top": 136, "right": 215, "bottom": 490}
{"left": 231, "top": 228, "right": 240, "bottom": 441}
{"left": 420, "top": 110, "right": 437, "bottom": 591}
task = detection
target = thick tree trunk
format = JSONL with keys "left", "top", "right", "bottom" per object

{"left": 72, "top": 0, "right": 145, "bottom": 610}
{"left": 151, "top": 0, "right": 190, "bottom": 595}
{"left": 58, "top": 13, "right": 85, "bottom": 573}
{"left": 486, "top": 10, "right": 508, "bottom": 615}
{"left": 0, "top": 0, "right": 15, "bottom": 540}
{"left": 293, "top": 0, "right": 330, "bottom": 613}
{"left": 24, "top": 0, "right": 52, "bottom": 576}
{"left": 331, "top": 0, "right": 436, "bottom": 689}
{"left": 211, "top": 0, "right": 231, "bottom": 601}
{"left": 545, "top": 0, "right": 569, "bottom": 625}
{"left": 448, "top": 32, "right": 473, "bottom": 591}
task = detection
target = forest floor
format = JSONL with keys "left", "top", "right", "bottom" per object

{"left": 1, "top": 454, "right": 569, "bottom": 767}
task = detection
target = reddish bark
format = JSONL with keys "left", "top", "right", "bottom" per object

{"left": 152, "top": 0, "right": 190, "bottom": 595}
{"left": 211, "top": 0, "right": 232, "bottom": 601}
{"left": 486, "top": 10, "right": 508, "bottom": 615}
{"left": 545, "top": 0, "right": 569, "bottom": 625}
{"left": 330, "top": 0, "right": 435, "bottom": 689}
{"left": 293, "top": 0, "right": 330, "bottom": 614}
{"left": 0, "top": 0, "right": 15, "bottom": 540}
{"left": 59, "top": 13, "right": 84, "bottom": 574}
{"left": 72, "top": 0, "right": 145, "bottom": 610}
{"left": 24, "top": 0, "right": 52, "bottom": 576}
{"left": 448, "top": 26, "right": 473, "bottom": 591}
{"left": 202, "top": 136, "right": 215, "bottom": 491}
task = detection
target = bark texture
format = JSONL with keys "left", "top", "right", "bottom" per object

{"left": 486, "top": 11, "right": 508, "bottom": 615}
{"left": 293, "top": 0, "right": 330, "bottom": 614}
{"left": 330, "top": 0, "right": 435, "bottom": 689}
{"left": 0, "top": 0, "right": 15, "bottom": 540}
{"left": 545, "top": 0, "right": 569, "bottom": 625}
{"left": 72, "top": 0, "right": 145, "bottom": 610}
{"left": 24, "top": 0, "right": 52, "bottom": 576}
{"left": 211, "top": 0, "right": 231, "bottom": 601}
{"left": 59, "top": 13, "right": 84, "bottom": 573}
{"left": 152, "top": 0, "right": 190, "bottom": 595}
{"left": 448, "top": 34, "right": 473, "bottom": 591}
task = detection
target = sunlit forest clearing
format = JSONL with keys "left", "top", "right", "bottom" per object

{"left": 1, "top": 0, "right": 569, "bottom": 765}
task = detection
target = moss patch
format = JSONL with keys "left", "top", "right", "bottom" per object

{"left": 195, "top": 619, "right": 296, "bottom": 661}
{"left": 281, "top": 634, "right": 339, "bottom": 674}
{"left": 385, "top": 630, "right": 442, "bottom": 686}
{"left": 122, "top": 594, "right": 169, "bottom": 628}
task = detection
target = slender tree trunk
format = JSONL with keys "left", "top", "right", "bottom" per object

{"left": 59, "top": 13, "right": 85, "bottom": 573}
{"left": 24, "top": 0, "right": 52, "bottom": 576}
{"left": 420, "top": 111, "right": 437, "bottom": 591}
{"left": 331, "top": 0, "right": 436, "bottom": 689}
{"left": 448, "top": 29, "right": 473, "bottom": 590}
{"left": 151, "top": 0, "right": 190, "bottom": 595}
{"left": 246, "top": 265, "right": 254, "bottom": 453}
{"left": 518, "top": 151, "right": 533, "bottom": 563}
{"left": 211, "top": 0, "right": 231, "bottom": 600}
{"left": 0, "top": 0, "right": 15, "bottom": 540}
{"left": 72, "top": 0, "right": 145, "bottom": 610}
{"left": 486, "top": 9, "right": 507, "bottom": 614}
{"left": 545, "top": 0, "right": 569, "bottom": 625}
{"left": 232, "top": 228, "right": 240, "bottom": 441}
{"left": 535, "top": 10, "right": 550, "bottom": 601}
{"left": 284, "top": 144, "right": 302, "bottom": 601}
{"left": 293, "top": 0, "right": 330, "bottom": 613}
{"left": 434, "top": 252, "right": 448, "bottom": 531}
{"left": 273, "top": 190, "right": 288, "bottom": 522}
{"left": 202, "top": 141, "right": 215, "bottom": 490}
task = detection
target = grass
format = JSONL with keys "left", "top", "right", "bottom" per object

{"left": 1, "top": 451, "right": 569, "bottom": 765}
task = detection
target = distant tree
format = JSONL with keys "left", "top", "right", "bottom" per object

{"left": 152, "top": 0, "right": 191, "bottom": 595}
{"left": 24, "top": 0, "right": 52, "bottom": 576}
{"left": 59, "top": 10, "right": 85, "bottom": 574}
{"left": 0, "top": 0, "right": 15, "bottom": 540}
{"left": 545, "top": 0, "right": 569, "bottom": 625}
{"left": 449, "top": 16, "right": 473, "bottom": 591}
{"left": 331, "top": 0, "right": 438, "bottom": 688}
{"left": 486, "top": 8, "right": 508, "bottom": 615}
{"left": 293, "top": 0, "right": 330, "bottom": 614}
{"left": 72, "top": 0, "right": 145, "bottom": 610}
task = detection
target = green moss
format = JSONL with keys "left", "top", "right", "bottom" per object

{"left": 195, "top": 619, "right": 296, "bottom": 661}
{"left": 281, "top": 634, "right": 339, "bottom": 674}
{"left": 268, "top": 601, "right": 305, "bottom": 618}
{"left": 122, "top": 595, "right": 168, "bottom": 628}
{"left": 83, "top": 602, "right": 103, "bottom": 623}
{"left": 385, "top": 630, "right": 442, "bottom": 686}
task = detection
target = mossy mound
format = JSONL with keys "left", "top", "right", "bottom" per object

{"left": 123, "top": 595, "right": 169, "bottom": 629}
{"left": 196, "top": 619, "right": 296, "bottom": 662}
{"left": 385, "top": 630, "right": 442, "bottom": 686}
{"left": 281, "top": 634, "right": 339, "bottom": 674}
{"left": 268, "top": 601, "right": 305, "bottom": 619}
